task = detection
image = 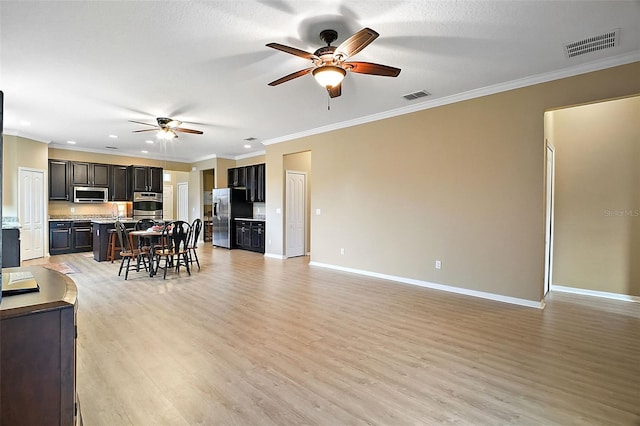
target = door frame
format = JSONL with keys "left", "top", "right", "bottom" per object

{"left": 285, "top": 170, "right": 307, "bottom": 258}
{"left": 18, "top": 167, "right": 46, "bottom": 260}
{"left": 544, "top": 141, "right": 555, "bottom": 296}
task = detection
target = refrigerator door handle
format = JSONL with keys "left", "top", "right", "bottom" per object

{"left": 213, "top": 199, "right": 218, "bottom": 217}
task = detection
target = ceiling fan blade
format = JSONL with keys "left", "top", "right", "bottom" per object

{"left": 328, "top": 83, "right": 342, "bottom": 98}
{"left": 346, "top": 61, "right": 401, "bottom": 77}
{"left": 128, "top": 120, "right": 157, "bottom": 127}
{"left": 132, "top": 129, "right": 158, "bottom": 133}
{"left": 268, "top": 67, "right": 314, "bottom": 86}
{"left": 174, "top": 127, "right": 203, "bottom": 134}
{"left": 334, "top": 28, "right": 379, "bottom": 59}
{"left": 266, "top": 43, "right": 317, "bottom": 60}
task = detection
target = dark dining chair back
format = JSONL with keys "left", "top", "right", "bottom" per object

{"left": 154, "top": 221, "right": 192, "bottom": 279}
{"left": 188, "top": 218, "right": 202, "bottom": 270}
{"left": 115, "top": 220, "right": 147, "bottom": 280}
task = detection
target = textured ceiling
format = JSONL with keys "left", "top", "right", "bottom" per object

{"left": 1, "top": 1, "right": 639, "bottom": 163}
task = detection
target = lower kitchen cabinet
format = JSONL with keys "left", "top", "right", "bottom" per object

{"left": 72, "top": 221, "right": 93, "bottom": 252}
{"left": 49, "top": 220, "right": 94, "bottom": 255}
{"left": 2, "top": 228, "right": 21, "bottom": 267}
{"left": 234, "top": 220, "right": 265, "bottom": 253}
{"left": 50, "top": 221, "right": 72, "bottom": 255}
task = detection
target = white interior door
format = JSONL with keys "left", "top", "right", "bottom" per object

{"left": 19, "top": 168, "right": 45, "bottom": 260}
{"left": 544, "top": 142, "right": 555, "bottom": 296}
{"left": 163, "top": 185, "right": 174, "bottom": 220}
{"left": 177, "top": 182, "right": 189, "bottom": 222}
{"left": 286, "top": 171, "right": 306, "bottom": 258}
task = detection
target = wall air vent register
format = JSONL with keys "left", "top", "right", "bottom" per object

{"left": 565, "top": 29, "right": 619, "bottom": 58}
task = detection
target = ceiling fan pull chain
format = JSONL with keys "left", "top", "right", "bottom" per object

{"left": 327, "top": 93, "right": 330, "bottom": 111}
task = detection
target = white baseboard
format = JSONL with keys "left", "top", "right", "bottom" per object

{"left": 263, "top": 252, "right": 286, "bottom": 260}
{"left": 551, "top": 285, "right": 640, "bottom": 303}
{"left": 309, "top": 261, "right": 544, "bottom": 309}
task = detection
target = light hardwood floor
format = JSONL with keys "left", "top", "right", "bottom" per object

{"left": 24, "top": 246, "right": 640, "bottom": 425}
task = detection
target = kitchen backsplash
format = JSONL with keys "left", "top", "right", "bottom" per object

{"left": 48, "top": 201, "right": 132, "bottom": 218}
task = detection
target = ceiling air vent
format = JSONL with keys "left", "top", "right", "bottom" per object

{"left": 403, "top": 90, "right": 431, "bottom": 101}
{"left": 565, "top": 29, "right": 619, "bottom": 58}
{"left": 244, "top": 137, "right": 257, "bottom": 141}
{"left": 105, "top": 146, "right": 118, "bottom": 150}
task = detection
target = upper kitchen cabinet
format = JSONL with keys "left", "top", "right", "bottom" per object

{"left": 130, "top": 166, "right": 163, "bottom": 193}
{"left": 110, "top": 165, "right": 130, "bottom": 201}
{"left": 227, "top": 167, "right": 246, "bottom": 188}
{"left": 245, "top": 164, "right": 265, "bottom": 202}
{"left": 228, "top": 164, "right": 265, "bottom": 202}
{"left": 49, "top": 159, "right": 70, "bottom": 201}
{"left": 71, "top": 161, "right": 110, "bottom": 187}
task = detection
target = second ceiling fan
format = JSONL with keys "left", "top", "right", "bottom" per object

{"left": 129, "top": 117, "right": 203, "bottom": 140}
{"left": 267, "top": 27, "right": 401, "bottom": 98}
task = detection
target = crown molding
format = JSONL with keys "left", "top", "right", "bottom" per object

{"left": 263, "top": 51, "right": 640, "bottom": 146}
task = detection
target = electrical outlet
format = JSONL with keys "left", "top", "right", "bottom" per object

{"left": 70, "top": 207, "right": 75, "bottom": 213}
{"left": 435, "top": 260, "right": 442, "bottom": 269}
{"left": 340, "top": 248, "right": 345, "bottom": 255}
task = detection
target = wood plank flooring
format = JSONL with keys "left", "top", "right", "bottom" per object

{"left": 23, "top": 247, "right": 640, "bottom": 425}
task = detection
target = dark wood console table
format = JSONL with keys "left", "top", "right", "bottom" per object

{"left": 1, "top": 266, "right": 79, "bottom": 425}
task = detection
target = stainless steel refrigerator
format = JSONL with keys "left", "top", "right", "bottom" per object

{"left": 212, "top": 188, "right": 253, "bottom": 248}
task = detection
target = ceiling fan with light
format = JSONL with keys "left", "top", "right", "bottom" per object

{"left": 266, "top": 27, "right": 401, "bottom": 98}
{"left": 129, "top": 117, "right": 203, "bottom": 140}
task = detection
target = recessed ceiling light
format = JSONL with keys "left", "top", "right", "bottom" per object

{"left": 19, "top": 120, "right": 31, "bottom": 126}
{"left": 108, "top": 134, "right": 118, "bottom": 139}
{"left": 141, "top": 150, "right": 148, "bottom": 154}
{"left": 244, "top": 144, "right": 252, "bottom": 149}
{"left": 145, "top": 140, "right": 154, "bottom": 144}
{"left": 67, "top": 140, "right": 76, "bottom": 145}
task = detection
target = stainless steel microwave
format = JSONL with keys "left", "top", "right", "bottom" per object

{"left": 73, "top": 186, "right": 108, "bottom": 203}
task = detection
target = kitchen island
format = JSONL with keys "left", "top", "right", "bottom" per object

{"left": 91, "top": 218, "right": 138, "bottom": 262}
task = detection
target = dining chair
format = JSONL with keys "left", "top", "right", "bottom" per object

{"left": 114, "top": 220, "right": 148, "bottom": 280}
{"left": 187, "top": 218, "right": 202, "bottom": 270}
{"left": 154, "top": 221, "right": 191, "bottom": 279}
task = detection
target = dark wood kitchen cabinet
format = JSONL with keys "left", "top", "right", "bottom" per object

{"left": 49, "top": 220, "right": 93, "bottom": 255}
{"left": 49, "top": 159, "right": 70, "bottom": 201}
{"left": 235, "top": 220, "right": 265, "bottom": 253}
{"left": 110, "top": 165, "right": 130, "bottom": 201}
{"left": 228, "top": 163, "right": 265, "bottom": 202}
{"left": 1, "top": 266, "right": 78, "bottom": 425}
{"left": 250, "top": 221, "right": 265, "bottom": 252}
{"left": 71, "top": 221, "right": 93, "bottom": 252}
{"left": 227, "top": 167, "right": 246, "bottom": 188}
{"left": 131, "top": 166, "right": 163, "bottom": 192}
{"left": 71, "top": 161, "right": 109, "bottom": 187}
{"left": 49, "top": 221, "right": 72, "bottom": 255}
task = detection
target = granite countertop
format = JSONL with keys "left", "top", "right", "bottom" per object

{"left": 234, "top": 217, "right": 266, "bottom": 222}
{"left": 2, "top": 217, "right": 21, "bottom": 229}
{"left": 48, "top": 216, "right": 138, "bottom": 223}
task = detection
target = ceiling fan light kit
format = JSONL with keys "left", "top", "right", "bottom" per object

{"left": 312, "top": 65, "right": 346, "bottom": 88}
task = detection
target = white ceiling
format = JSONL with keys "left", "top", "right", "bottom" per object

{"left": 1, "top": 1, "right": 639, "bottom": 163}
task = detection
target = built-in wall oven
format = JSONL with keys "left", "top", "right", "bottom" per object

{"left": 132, "top": 192, "right": 163, "bottom": 220}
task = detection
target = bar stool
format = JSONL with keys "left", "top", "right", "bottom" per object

{"left": 106, "top": 228, "right": 121, "bottom": 263}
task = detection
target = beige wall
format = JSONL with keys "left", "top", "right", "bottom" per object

{"left": 2, "top": 135, "right": 49, "bottom": 216}
{"left": 48, "top": 147, "right": 190, "bottom": 171}
{"left": 284, "top": 151, "right": 311, "bottom": 254}
{"left": 265, "top": 61, "right": 640, "bottom": 303}
{"left": 550, "top": 96, "right": 640, "bottom": 297}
